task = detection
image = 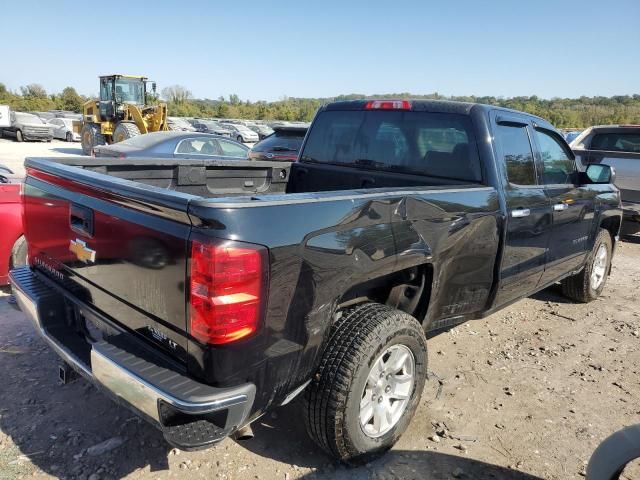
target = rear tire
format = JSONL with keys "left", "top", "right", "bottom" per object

{"left": 112, "top": 122, "right": 141, "bottom": 143}
{"left": 80, "top": 123, "right": 106, "bottom": 155}
{"left": 562, "top": 228, "right": 612, "bottom": 302}
{"left": 16, "top": 130, "right": 23, "bottom": 142}
{"left": 304, "top": 303, "right": 428, "bottom": 464}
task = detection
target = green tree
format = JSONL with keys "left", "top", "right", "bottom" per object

{"left": 57, "top": 87, "right": 84, "bottom": 112}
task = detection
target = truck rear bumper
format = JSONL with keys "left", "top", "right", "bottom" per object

{"left": 9, "top": 266, "right": 255, "bottom": 450}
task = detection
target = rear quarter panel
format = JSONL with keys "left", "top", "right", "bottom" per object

{"left": 0, "top": 183, "right": 23, "bottom": 284}
{"left": 187, "top": 186, "right": 500, "bottom": 412}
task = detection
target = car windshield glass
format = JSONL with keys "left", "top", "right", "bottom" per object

{"left": 114, "top": 78, "right": 145, "bottom": 104}
{"left": 170, "top": 118, "right": 191, "bottom": 128}
{"left": 301, "top": 110, "right": 482, "bottom": 182}
{"left": 117, "top": 132, "right": 167, "bottom": 148}
{"left": 253, "top": 132, "right": 305, "bottom": 152}
{"left": 15, "top": 113, "right": 42, "bottom": 124}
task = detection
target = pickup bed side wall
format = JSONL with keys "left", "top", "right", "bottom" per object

{"left": 187, "top": 186, "right": 501, "bottom": 412}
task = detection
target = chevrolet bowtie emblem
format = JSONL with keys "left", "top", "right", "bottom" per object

{"left": 69, "top": 238, "right": 96, "bottom": 263}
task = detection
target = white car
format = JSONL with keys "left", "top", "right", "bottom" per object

{"left": 224, "top": 124, "right": 259, "bottom": 143}
{"left": 48, "top": 118, "right": 80, "bottom": 142}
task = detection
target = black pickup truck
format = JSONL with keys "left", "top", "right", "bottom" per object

{"left": 10, "top": 99, "right": 622, "bottom": 463}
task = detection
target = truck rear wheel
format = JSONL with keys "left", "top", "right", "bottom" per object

{"left": 80, "top": 123, "right": 106, "bottom": 155}
{"left": 304, "top": 303, "right": 428, "bottom": 464}
{"left": 562, "top": 228, "right": 612, "bottom": 302}
{"left": 113, "top": 122, "right": 141, "bottom": 143}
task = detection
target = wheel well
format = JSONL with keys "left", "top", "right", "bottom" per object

{"left": 600, "top": 216, "right": 621, "bottom": 244}
{"left": 336, "top": 264, "right": 433, "bottom": 322}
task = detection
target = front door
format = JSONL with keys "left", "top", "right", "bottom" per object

{"left": 532, "top": 127, "right": 596, "bottom": 284}
{"left": 491, "top": 114, "right": 553, "bottom": 307}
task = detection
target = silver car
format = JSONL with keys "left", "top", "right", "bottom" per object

{"left": 571, "top": 125, "right": 640, "bottom": 230}
{"left": 223, "top": 124, "right": 259, "bottom": 143}
{"left": 48, "top": 117, "right": 80, "bottom": 142}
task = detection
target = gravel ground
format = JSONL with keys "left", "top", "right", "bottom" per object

{"left": 0, "top": 137, "right": 83, "bottom": 175}
{"left": 0, "top": 138, "right": 639, "bottom": 480}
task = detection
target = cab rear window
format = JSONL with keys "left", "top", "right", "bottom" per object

{"left": 300, "top": 110, "right": 482, "bottom": 182}
{"left": 591, "top": 132, "right": 640, "bottom": 153}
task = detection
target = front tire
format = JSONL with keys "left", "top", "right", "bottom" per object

{"left": 66, "top": 132, "right": 73, "bottom": 142}
{"left": 16, "top": 130, "right": 23, "bottom": 142}
{"left": 237, "top": 135, "right": 243, "bottom": 143}
{"left": 562, "top": 228, "right": 613, "bottom": 302}
{"left": 80, "top": 123, "right": 106, "bottom": 155}
{"left": 304, "top": 303, "right": 428, "bottom": 464}
{"left": 112, "top": 122, "right": 141, "bottom": 143}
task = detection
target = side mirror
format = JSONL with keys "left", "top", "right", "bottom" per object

{"left": 586, "top": 164, "right": 615, "bottom": 184}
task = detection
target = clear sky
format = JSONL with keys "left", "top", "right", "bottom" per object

{"left": 2, "top": 0, "right": 639, "bottom": 101}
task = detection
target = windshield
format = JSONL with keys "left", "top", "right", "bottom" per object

{"left": 15, "top": 113, "right": 43, "bottom": 124}
{"left": 203, "top": 121, "right": 225, "bottom": 129}
{"left": 301, "top": 110, "right": 482, "bottom": 182}
{"left": 253, "top": 131, "right": 305, "bottom": 152}
{"left": 114, "top": 78, "right": 145, "bottom": 104}
{"left": 170, "top": 118, "right": 192, "bottom": 128}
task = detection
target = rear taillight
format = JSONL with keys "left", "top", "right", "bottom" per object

{"left": 364, "top": 100, "right": 411, "bottom": 110}
{"left": 189, "top": 238, "right": 266, "bottom": 345}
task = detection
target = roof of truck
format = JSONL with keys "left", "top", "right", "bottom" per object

{"left": 321, "top": 99, "right": 552, "bottom": 128}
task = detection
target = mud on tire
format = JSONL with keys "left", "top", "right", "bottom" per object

{"left": 303, "top": 303, "right": 428, "bottom": 464}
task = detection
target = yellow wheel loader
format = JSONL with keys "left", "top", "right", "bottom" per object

{"left": 77, "top": 75, "right": 168, "bottom": 155}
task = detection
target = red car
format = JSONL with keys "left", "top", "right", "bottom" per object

{"left": 0, "top": 165, "right": 26, "bottom": 285}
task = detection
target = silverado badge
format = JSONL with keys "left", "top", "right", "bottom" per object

{"left": 69, "top": 238, "right": 96, "bottom": 263}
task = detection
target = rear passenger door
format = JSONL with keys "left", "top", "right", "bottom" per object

{"left": 532, "top": 127, "right": 596, "bottom": 284}
{"left": 491, "top": 113, "right": 553, "bottom": 307}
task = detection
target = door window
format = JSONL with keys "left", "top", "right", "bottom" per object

{"left": 534, "top": 129, "right": 575, "bottom": 184}
{"left": 495, "top": 124, "right": 536, "bottom": 186}
{"left": 218, "top": 139, "right": 248, "bottom": 158}
{"left": 175, "top": 138, "right": 221, "bottom": 155}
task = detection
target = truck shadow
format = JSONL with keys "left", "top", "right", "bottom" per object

{"left": 238, "top": 403, "right": 542, "bottom": 479}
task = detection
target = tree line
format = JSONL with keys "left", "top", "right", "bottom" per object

{"left": 1, "top": 82, "right": 639, "bottom": 128}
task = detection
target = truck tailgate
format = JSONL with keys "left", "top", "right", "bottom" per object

{"left": 22, "top": 159, "right": 194, "bottom": 363}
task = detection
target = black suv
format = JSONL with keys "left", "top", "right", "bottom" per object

{"left": 248, "top": 124, "right": 308, "bottom": 161}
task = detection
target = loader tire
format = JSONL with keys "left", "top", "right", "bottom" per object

{"left": 112, "top": 122, "right": 141, "bottom": 143}
{"left": 81, "top": 123, "right": 106, "bottom": 155}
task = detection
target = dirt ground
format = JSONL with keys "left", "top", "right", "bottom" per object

{"left": 1, "top": 139, "right": 639, "bottom": 480}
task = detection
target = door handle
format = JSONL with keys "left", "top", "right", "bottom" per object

{"left": 553, "top": 203, "right": 569, "bottom": 211}
{"left": 511, "top": 208, "right": 531, "bottom": 218}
